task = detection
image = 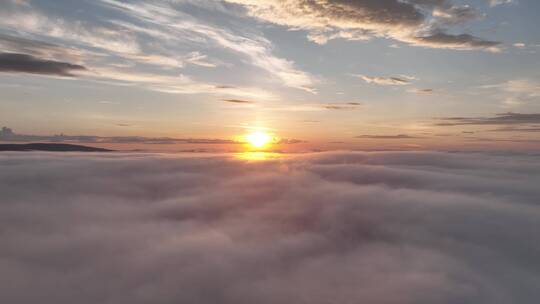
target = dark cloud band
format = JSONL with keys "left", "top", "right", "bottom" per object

{"left": 435, "top": 112, "right": 540, "bottom": 126}
{"left": 356, "top": 134, "right": 421, "bottom": 139}
{"left": 0, "top": 52, "right": 86, "bottom": 76}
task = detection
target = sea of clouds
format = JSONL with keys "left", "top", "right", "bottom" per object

{"left": 1, "top": 151, "right": 539, "bottom": 304}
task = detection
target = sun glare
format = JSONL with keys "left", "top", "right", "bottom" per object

{"left": 245, "top": 131, "right": 272, "bottom": 149}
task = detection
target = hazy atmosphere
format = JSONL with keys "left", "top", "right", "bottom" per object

{"left": 1, "top": 0, "right": 539, "bottom": 303}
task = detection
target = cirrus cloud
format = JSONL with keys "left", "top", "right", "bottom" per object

{"left": 224, "top": 0, "right": 500, "bottom": 50}
{"left": 356, "top": 74, "right": 414, "bottom": 86}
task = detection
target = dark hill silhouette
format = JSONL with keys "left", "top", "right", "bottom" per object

{"left": 0, "top": 143, "right": 113, "bottom": 152}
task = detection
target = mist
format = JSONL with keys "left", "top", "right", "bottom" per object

{"left": 1, "top": 151, "right": 539, "bottom": 304}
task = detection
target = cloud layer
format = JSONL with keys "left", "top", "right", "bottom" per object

{"left": 1, "top": 151, "right": 540, "bottom": 304}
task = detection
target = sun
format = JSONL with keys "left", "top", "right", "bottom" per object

{"left": 245, "top": 131, "right": 272, "bottom": 149}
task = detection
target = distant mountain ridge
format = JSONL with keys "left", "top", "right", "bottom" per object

{"left": 0, "top": 143, "right": 113, "bottom": 152}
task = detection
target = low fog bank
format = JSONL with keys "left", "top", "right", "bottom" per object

{"left": 1, "top": 151, "right": 539, "bottom": 304}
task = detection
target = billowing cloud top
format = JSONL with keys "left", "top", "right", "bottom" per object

{"left": 1, "top": 151, "right": 540, "bottom": 303}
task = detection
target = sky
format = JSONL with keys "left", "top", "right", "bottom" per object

{"left": 0, "top": 0, "right": 540, "bottom": 151}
